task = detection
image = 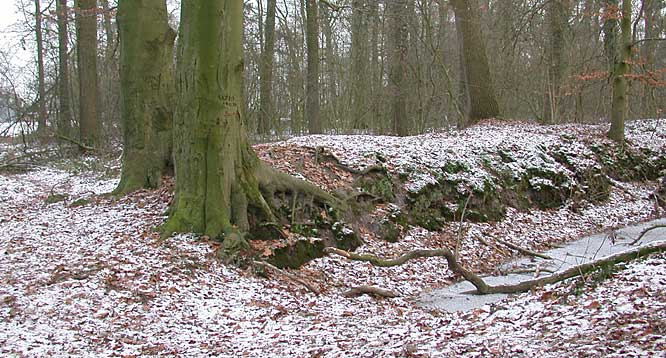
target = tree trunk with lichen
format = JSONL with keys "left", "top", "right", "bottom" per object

{"left": 114, "top": 0, "right": 176, "bottom": 195}
{"left": 163, "top": 0, "right": 339, "bottom": 250}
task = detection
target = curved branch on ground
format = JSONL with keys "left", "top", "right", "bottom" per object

{"left": 325, "top": 241, "right": 666, "bottom": 295}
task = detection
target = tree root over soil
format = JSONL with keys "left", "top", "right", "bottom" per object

{"left": 325, "top": 240, "right": 666, "bottom": 295}
{"left": 253, "top": 260, "right": 320, "bottom": 295}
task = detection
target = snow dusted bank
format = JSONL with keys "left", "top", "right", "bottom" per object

{"left": 1, "top": 119, "right": 665, "bottom": 356}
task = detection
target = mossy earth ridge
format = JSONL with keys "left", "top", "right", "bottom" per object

{"left": 259, "top": 120, "right": 666, "bottom": 267}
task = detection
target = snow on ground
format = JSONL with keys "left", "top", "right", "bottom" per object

{"left": 1, "top": 120, "right": 665, "bottom": 357}
{"left": 0, "top": 121, "right": 36, "bottom": 138}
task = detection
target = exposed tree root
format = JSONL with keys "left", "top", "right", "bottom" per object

{"left": 325, "top": 241, "right": 666, "bottom": 294}
{"left": 314, "top": 146, "right": 385, "bottom": 176}
{"left": 253, "top": 261, "right": 320, "bottom": 295}
{"left": 343, "top": 286, "right": 398, "bottom": 298}
{"left": 162, "top": 160, "right": 351, "bottom": 267}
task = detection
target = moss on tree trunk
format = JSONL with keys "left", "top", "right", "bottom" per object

{"left": 163, "top": 0, "right": 342, "bottom": 254}
{"left": 114, "top": 0, "right": 176, "bottom": 195}
{"left": 608, "top": 0, "right": 631, "bottom": 143}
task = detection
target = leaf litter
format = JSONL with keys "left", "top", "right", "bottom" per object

{"left": 1, "top": 120, "right": 665, "bottom": 357}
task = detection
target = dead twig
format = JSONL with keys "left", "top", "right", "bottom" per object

{"left": 629, "top": 225, "right": 666, "bottom": 245}
{"left": 495, "top": 237, "right": 553, "bottom": 260}
{"left": 474, "top": 235, "right": 509, "bottom": 256}
{"left": 253, "top": 261, "right": 319, "bottom": 295}
{"left": 454, "top": 192, "right": 473, "bottom": 259}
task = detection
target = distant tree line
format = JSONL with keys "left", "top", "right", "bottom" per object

{"left": 1, "top": 0, "right": 665, "bottom": 144}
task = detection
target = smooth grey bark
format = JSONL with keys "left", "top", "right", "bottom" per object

{"left": 76, "top": 0, "right": 100, "bottom": 147}
{"left": 34, "top": 0, "right": 47, "bottom": 134}
{"left": 258, "top": 0, "right": 276, "bottom": 136}
{"left": 543, "top": 0, "right": 568, "bottom": 123}
{"left": 305, "top": 0, "right": 321, "bottom": 134}
{"left": 351, "top": 0, "right": 370, "bottom": 130}
{"left": 451, "top": 0, "right": 500, "bottom": 126}
{"left": 56, "top": 0, "right": 71, "bottom": 136}
{"left": 387, "top": 0, "right": 409, "bottom": 136}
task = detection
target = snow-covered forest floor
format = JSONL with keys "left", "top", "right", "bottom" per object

{"left": 1, "top": 120, "right": 665, "bottom": 357}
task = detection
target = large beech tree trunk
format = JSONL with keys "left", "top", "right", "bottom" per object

{"left": 114, "top": 0, "right": 176, "bottom": 195}
{"left": 163, "top": 0, "right": 337, "bottom": 245}
{"left": 451, "top": 0, "right": 500, "bottom": 126}
{"left": 76, "top": 0, "right": 100, "bottom": 147}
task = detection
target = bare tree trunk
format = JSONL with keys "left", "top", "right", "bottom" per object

{"left": 76, "top": 0, "right": 100, "bottom": 148}
{"left": 641, "top": 0, "right": 658, "bottom": 116}
{"left": 320, "top": 5, "right": 338, "bottom": 128}
{"left": 387, "top": 0, "right": 409, "bottom": 136}
{"left": 56, "top": 0, "right": 71, "bottom": 137}
{"left": 99, "top": 0, "right": 119, "bottom": 132}
{"left": 305, "top": 0, "right": 321, "bottom": 134}
{"left": 99, "top": 0, "right": 115, "bottom": 59}
{"left": 608, "top": 0, "right": 631, "bottom": 143}
{"left": 451, "top": 0, "right": 500, "bottom": 126}
{"left": 369, "top": 0, "right": 380, "bottom": 130}
{"left": 351, "top": 0, "right": 370, "bottom": 130}
{"left": 543, "top": 0, "right": 568, "bottom": 124}
{"left": 258, "top": 0, "right": 276, "bottom": 136}
{"left": 34, "top": 0, "right": 47, "bottom": 134}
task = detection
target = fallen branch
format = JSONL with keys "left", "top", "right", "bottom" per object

{"left": 253, "top": 261, "right": 320, "bottom": 295}
{"left": 343, "top": 286, "right": 398, "bottom": 298}
{"left": 325, "top": 241, "right": 666, "bottom": 295}
{"left": 324, "top": 247, "right": 493, "bottom": 294}
{"left": 484, "top": 240, "right": 666, "bottom": 294}
{"left": 53, "top": 132, "right": 95, "bottom": 151}
{"left": 629, "top": 225, "right": 666, "bottom": 245}
{"left": 495, "top": 238, "right": 553, "bottom": 260}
